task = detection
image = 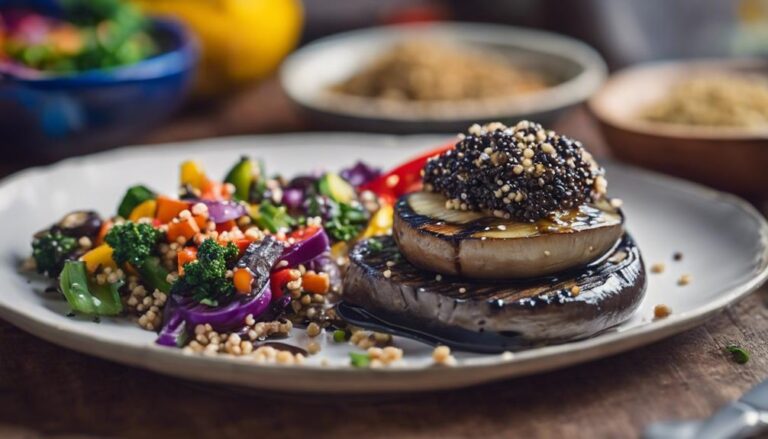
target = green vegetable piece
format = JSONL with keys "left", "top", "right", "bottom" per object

{"left": 103, "top": 222, "right": 167, "bottom": 293}
{"left": 59, "top": 260, "right": 96, "bottom": 314}
{"left": 117, "top": 185, "right": 156, "bottom": 218}
{"left": 333, "top": 329, "right": 347, "bottom": 343}
{"left": 250, "top": 160, "right": 269, "bottom": 202}
{"left": 224, "top": 156, "right": 255, "bottom": 201}
{"left": 32, "top": 230, "right": 78, "bottom": 277}
{"left": 248, "top": 204, "right": 275, "bottom": 233}
{"left": 726, "top": 345, "right": 750, "bottom": 364}
{"left": 89, "top": 279, "right": 124, "bottom": 316}
{"left": 349, "top": 352, "right": 371, "bottom": 368}
{"left": 138, "top": 256, "right": 171, "bottom": 293}
{"left": 59, "top": 261, "right": 123, "bottom": 316}
{"left": 319, "top": 173, "right": 356, "bottom": 204}
{"left": 171, "top": 239, "right": 239, "bottom": 304}
{"left": 367, "top": 239, "right": 384, "bottom": 252}
{"left": 323, "top": 202, "right": 368, "bottom": 242}
{"left": 105, "top": 222, "right": 162, "bottom": 268}
{"left": 250, "top": 202, "right": 296, "bottom": 233}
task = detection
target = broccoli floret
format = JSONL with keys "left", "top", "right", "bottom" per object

{"left": 172, "top": 239, "right": 239, "bottom": 305}
{"left": 103, "top": 221, "right": 170, "bottom": 293}
{"left": 32, "top": 230, "right": 78, "bottom": 277}
{"left": 105, "top": 221, "right": 162, "bottom": 268}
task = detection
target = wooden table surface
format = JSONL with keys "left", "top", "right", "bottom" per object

{"left": 1, "top": 79, "right": 766, "bottom": 439}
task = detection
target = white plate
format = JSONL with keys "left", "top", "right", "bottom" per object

{"left": 0, "top": 133, "right": 766, "bottom": 393}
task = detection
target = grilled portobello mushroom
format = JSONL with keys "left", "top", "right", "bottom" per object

{"left": 394, "top": 192, "right": 624, "bottom": 279}
{"left": 338, "top": 121, "right": 646, "bottom": 352}
{"left": 398, "top": 120, "right": 620, "bottom": 279}
{"left": 341, "top": 235, "right": 646, "bottom": 351}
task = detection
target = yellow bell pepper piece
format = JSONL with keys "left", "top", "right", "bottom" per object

{"left": 330, "top": 241, "right": 349, "bottom": 261}
{"left": 360, "top": 203, "right": 394, "bottom": 239}
{"left": 80, "top": 244, "right": 117, "bottom": 273}
{"left": 128, "top": 199, "right": 157, "bottom": 222}
{"left": 180, "top": 160, "right": 207, "bottom": 190}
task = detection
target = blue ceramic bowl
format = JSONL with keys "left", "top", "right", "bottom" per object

{"left": 0, "top": 18, "right": 197, "bottom": 159}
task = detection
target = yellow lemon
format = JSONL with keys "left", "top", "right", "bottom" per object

{"left": 134, "top": 0, "right": 303, "bottom": 96}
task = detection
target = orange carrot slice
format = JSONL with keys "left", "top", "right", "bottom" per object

{"left": 156, "top": 196, "right": 190, "bottom": 223}
{"left": 177, "top": 247, "right": 198, "bottom": 276}
{"left": 233, "top": 268, "right": 254, "bottom": 294}
{"left": 302, "top": 271, "right": 330, "bottom": 294}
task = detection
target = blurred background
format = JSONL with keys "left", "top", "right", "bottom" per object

{"left": 1, "top": 0, "right": 768, "bottom": 197}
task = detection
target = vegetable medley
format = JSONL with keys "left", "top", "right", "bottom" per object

{"left": 0, "top": 0, "right": 156, "bottom": 73}
{"left": 28, "top": 156, "right": 392, "bottom": 350}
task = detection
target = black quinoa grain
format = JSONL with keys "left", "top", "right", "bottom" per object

{"left": 423, "top": 121, "right": 605, "bottom": 222}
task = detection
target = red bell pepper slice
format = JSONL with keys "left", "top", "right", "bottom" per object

{"left": 287, "top": 225, "right": 321, "bottom": 242}
{"left": 269, "top": 268, "right": 295, "bottom": 301}
{"left": 359, "top": 141, "right": 454, "bottom": 203}
{"left": 215, "top": 219, "right": 237, "bottom": 234}
{"left": 234, "top": 239, "right": 252, "bottom": 254}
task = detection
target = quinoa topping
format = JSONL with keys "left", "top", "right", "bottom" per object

{"left": 423, "top": 121, "right": 606, "bottom": 222}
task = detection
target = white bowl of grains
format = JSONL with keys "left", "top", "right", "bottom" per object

{"left": 589, "top": 58, "right": 768, "bottom": 197}
{"left": 280, "top": 22, "right": 607, "bottom": 133}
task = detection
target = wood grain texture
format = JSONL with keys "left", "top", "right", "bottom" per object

{"left": 0, "top": 85, "right": 763, "bottom": 438}
{"left": 0, "top": 290, "right": 764, "bottom": 439}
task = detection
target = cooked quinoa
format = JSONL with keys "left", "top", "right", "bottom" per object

{"left": 423, "top": 121, "right": 606, "bottom": 222}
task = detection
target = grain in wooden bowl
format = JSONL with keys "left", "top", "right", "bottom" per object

{"left": 588, "top": 58, "right": 768, "bottom": 197}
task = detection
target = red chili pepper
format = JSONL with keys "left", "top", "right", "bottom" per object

{"left": 269, "top": 268, "right": 295, "bottom": 301}
{"left": 287, "top": 225, "right": 320, "bottom": 242}
{"left": 359, "top": 142, "right": 454, "bottom": 203}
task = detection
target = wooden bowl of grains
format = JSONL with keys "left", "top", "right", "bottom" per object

{"left": 588, "top": 58, "right": 768, "bottom": 197}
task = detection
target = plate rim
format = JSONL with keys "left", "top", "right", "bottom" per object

{"left": 1, "top": 132, "right": 766, "bottom": 393}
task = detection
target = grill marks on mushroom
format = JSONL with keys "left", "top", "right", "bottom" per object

{"left": 394, "top": 192, "right": 624, "bottom": 279}
{"left": 342, "top": 236, "right": 646, "bottom": 347}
